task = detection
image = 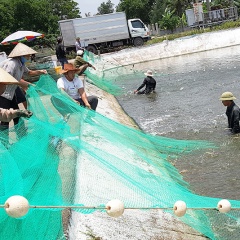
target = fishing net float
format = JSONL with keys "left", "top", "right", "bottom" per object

{"left": 1, "top": 195, "right": 233, "bottom": 219}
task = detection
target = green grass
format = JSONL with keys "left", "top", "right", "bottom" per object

{"left": 146, "top": 19, "right": 240, "bottom": 45}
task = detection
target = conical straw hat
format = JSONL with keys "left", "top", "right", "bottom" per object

{"left": 8, "top": 43, "right": 37, "bottom": 58}
{"left": 0, "top": 68, "right": 19, "bottom": 84}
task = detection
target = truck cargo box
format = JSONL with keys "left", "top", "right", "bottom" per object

{"left": 59, "top": 12, "right": 130, "bottom": 49}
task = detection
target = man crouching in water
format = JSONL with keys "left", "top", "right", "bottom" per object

{"left": 220, "top": 91, "right": 240, "bottom": 134}
{"left": 134, "top": 70, "right": 156, "bottom": 94}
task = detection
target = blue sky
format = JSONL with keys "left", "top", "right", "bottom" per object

{"left": 76, "top": 0, "right": 120, "bottom": 17}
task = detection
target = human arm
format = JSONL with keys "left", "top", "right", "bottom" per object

{"left": 75, "top": 57, "right": 95, "bottom": 70}
{"left": 134, "top": 78, "right": 147, "bottom": 94}
{"left": 18, "top": 79, "right": 35, "bottom": 91}
{"left": 78, "top": 88, "right": 91, "bottom": 109}
{"left": 89, "top": 63, "right": 96, "bottom": 70}
{"left": 0, "top": 108, "right": 32, "bottom": 122}
{"left": 28, "top": 69, "right": 47, "bottom": 76}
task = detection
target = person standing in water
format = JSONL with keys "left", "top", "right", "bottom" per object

{"left": 134, "top": 70, "right": 156, "bottom": 94}
{"left": 220, "top": 91, "right": 240, "bottom": 134}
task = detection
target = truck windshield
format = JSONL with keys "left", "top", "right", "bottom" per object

{"left": 130, "top": 20, "right": 144, "bottom": 28}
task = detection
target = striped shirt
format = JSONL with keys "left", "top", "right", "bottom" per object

{"left": 0, "top": 58, "right": 29, "bottom": 100}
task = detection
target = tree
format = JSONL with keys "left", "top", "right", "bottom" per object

{"left": 160, "top": 8, "right": 180, "bottom": 32}
{"left": 116, "top": 0, "right": 154, "bottom": 23}
{"left": 166, "top": 0, "right": 192, "bottom": 17}
{"left": 97, "top": 0, "right": 114, "bottom": 14}
{"left": 0, "top": 0, "right": 81, "bottom": 50}
{"left": 150, "top": 0, "right": 168, "bottom": 24}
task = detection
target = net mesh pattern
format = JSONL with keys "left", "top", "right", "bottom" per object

{"left": 0, "top": 54, "right": 240, "bottom": 240}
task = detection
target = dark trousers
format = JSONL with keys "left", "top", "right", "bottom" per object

{"left": 15, "top": 86, "right": 26, "bottom": 104}
{"left": 0, "top": 95, "right": 19, "bottom": 127}
{"left": 58, "top": 58, "right": 68, "bottom": 68}
{"left": 51, "top": 95, "right": 98, "bottom": 117}
{"left": 76, "top": 96, "right": 98, "bottom": 110}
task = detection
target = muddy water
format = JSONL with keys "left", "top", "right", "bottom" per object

{"left": 117, "top": 45, "right": 240, "bottom": 200}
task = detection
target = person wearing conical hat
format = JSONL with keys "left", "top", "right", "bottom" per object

{"left": 219, "top": 91, "right": 240, "bottom": 134}
{"left": 0, "top": 68, "right": 32, "bottom": 122}
{"left": 134, "top": 70, "right": 156, "bottom": 94}
{"left": 0, "top": 42, "right": 46, "bottom": 132}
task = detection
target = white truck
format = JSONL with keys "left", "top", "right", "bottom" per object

{"left": 58, "top": 12, "right": 151, "bottom": 54}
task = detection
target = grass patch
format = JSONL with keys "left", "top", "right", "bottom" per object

{"left": 146, "top": 19, "right": 240, "bottom": 46}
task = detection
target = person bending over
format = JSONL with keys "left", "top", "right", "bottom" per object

{"left": 134, "top": 70, "right": 156, "bottom": 94}
{"left": 74, "top": 50, "right": 96, "bottom": 76}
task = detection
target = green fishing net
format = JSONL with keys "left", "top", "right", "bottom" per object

{"left": 0, "top": 55, "right": 240, "bottom": 240}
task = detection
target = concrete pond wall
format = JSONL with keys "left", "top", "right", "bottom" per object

{"left": 66, "top": 28, "right": 240, "bottom": 240}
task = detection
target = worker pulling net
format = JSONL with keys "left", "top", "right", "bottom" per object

{"left": 0, "top": 73, "right": 240, "bottom": 239}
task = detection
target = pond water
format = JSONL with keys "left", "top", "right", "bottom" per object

{"left": 117, "top": 45, "right": 240, "bottom": 200}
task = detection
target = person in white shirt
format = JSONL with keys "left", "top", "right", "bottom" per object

{"left": 57, "top": 63, "right": 98, "bottom": 110}
{"left": 75, "top": 37, "right": 83, "bottom": 52}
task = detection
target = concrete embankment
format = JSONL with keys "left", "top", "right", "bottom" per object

{"left": 67, "top": 82, "right": 207, "bottom": 240}
{"left": 100, "top": 27, "right": 240, "bottom": 67}
{"left": 66, "top": 28, "right": 240, "bottom": 239}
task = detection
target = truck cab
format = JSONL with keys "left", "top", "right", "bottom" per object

{"left": 128, "top": 19, "right": 151, "bottom": 46}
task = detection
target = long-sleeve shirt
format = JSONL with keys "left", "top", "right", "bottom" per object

{"left": 0, "top": 108, "right": 19, "bottom": 122}
{"left": 55, "top": 43, "right": 66, "bottom": 59}
{"left": 137, "top": 76, "right": 156, "bottom": 94}
{"left": 74, "top": 56, "right": 91, "bottom": 68}
{"left": 226, "top": 101, "right": 240, "bottom": 134}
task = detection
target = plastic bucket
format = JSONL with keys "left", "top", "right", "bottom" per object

{"left": 55, "top": 66, "right": 62, "bottom": 74}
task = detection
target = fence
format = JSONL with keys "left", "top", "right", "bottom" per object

{"left": 148, "top": 6, "right": 239, "bottom": 36}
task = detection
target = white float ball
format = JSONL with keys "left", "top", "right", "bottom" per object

{"left": 217, "top": 199, "right": 231, "bottom": 213}
{"left": 4, "top": 195, "right": 29, "bottom": 218}
{"left": 106, "top": 199, "right": 124, "bottom": 218}
{"left": 173, "top": 200, "right": 187, "bottom": 217}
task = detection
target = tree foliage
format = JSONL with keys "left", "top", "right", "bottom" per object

{"left": 166, "top": 0, "right": 192, "bottom": 17}
{"left": 97, "top": 0, "right": 115, "bottom": 14}
{"left": 160, "top": 8, "right": 180, "bottom": 32}
{"left": 116, "top": 0, "right": 154, "bottom": 23}
{"left": 0, "top": 0, "right": 80, "bottom": 50}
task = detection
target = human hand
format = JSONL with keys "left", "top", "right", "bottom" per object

{"left": 92, "top": 66, "right": 96, "bottom": 70}
{"left": 86, "top": 104, "right": 91, "bottom": 109}
{"left": 40, "top": 69, "right": 47, "bottom": 74}
{"left": 134, "top": 90, "right": 138, "bottom": 94}
{"left": 16, "top": 109, "right": 33, "bottom": 118}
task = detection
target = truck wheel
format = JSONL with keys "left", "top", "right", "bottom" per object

{"left": 133, "top": 37, "right": 144, "bottom": 47}
{"left": 87, "top": 45, "right": 97, "bottom": 54}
